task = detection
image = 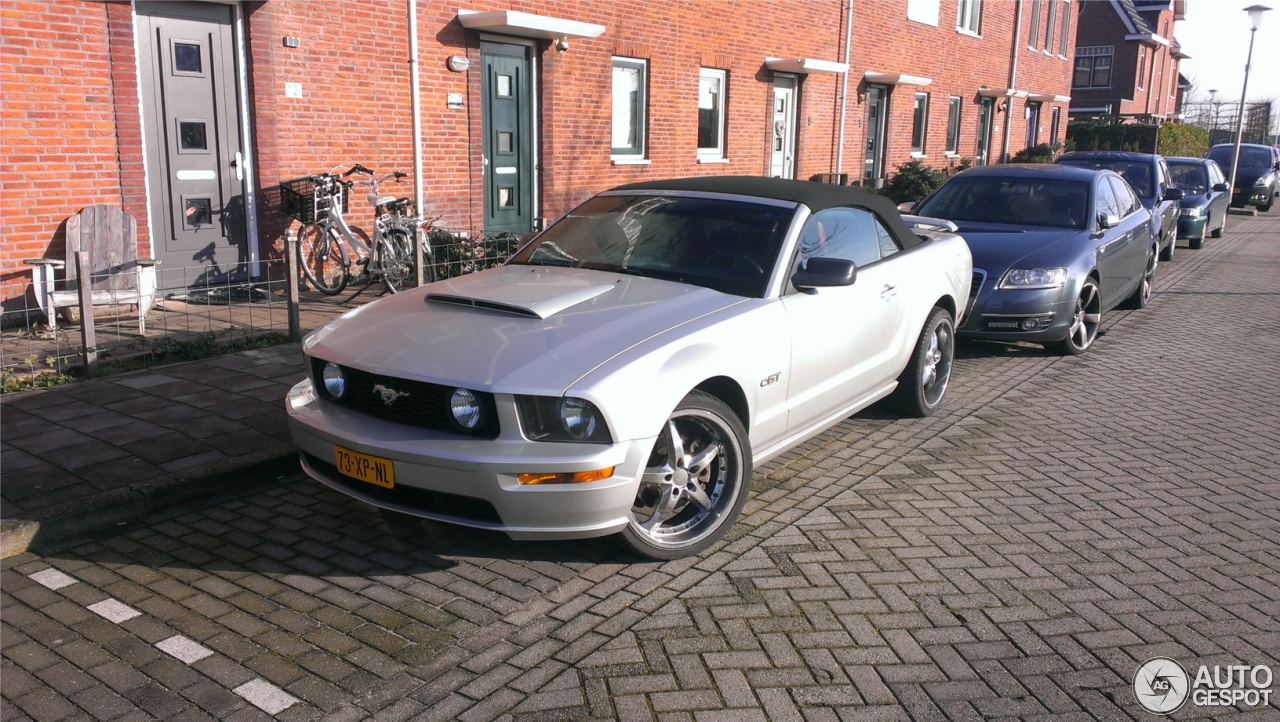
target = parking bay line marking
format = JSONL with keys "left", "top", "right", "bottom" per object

{"left": 233, "top": 679, "right": 299, "bottom": 715}
{"left": 86, "top": 599, "right": 142, "bottom": 623}
{"left": 156, "top": 635, "right": 214, "bottom": 664}
{"left": 28, "top": 568, "right": 78, "bottom": 590}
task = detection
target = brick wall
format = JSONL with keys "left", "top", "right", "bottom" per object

{"left": 2, "top": 0, "right": 1075, "bottom": 312}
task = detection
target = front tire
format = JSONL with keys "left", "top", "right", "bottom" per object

{"left": 1189, "top": 222, "right": 1205, "bottom": 250}
{"left": 1120, "top": 246, "right": 1156, "bottom": 309}
{"left": 299, "top": 223, "right": 348, "bottom": 295}
{"left": 1050, "top": 278, "right": 1101, "bottom": 355}
{"left": 620, "top": 392, "right": 752, "bottom": 560}
{"left": 1211, "top": 215, "right": 1226, "bottom": 238}
{"left": 889, "top": 306, "right": 955, "bottom": 417}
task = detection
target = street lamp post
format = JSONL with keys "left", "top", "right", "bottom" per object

{"left": 1227, "top": 5, "right": 1271, "bottom": 207}
{"left": 1209, "top": 89, "right": 1219, "bottom": 138}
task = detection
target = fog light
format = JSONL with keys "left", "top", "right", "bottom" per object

{"left": 1021, "top": 318, "right": 1039, "bottom": 330}
{"left": 450, "top": 388, "right": 482, "bottom": 429}
{"left": 322, "top": 362, "right": 345, "bottom": 398}
{"left": 517, "top": 467, "right": 616, "bottom": 485}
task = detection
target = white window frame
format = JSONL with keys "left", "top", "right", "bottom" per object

{"left": 1058, "top": 0, "right": 1071, "bottom": 57}
{"left": 956, "top": 0, "right": 982, "bottom": 35}
{"left": 611, "top": 56, "right": 647, "bottom": 161}
{"left": 945, "top": 96, "right": 962, "bottom": 155}
{"left": 1044, "top": 0, "right": 1057, "bottom": 54}
{"left": 697, "top": 67, "right": 728, "bottom": 162}
{"left": 1028, "top": 0, "right": 1042, "bottom": 50}
{"left": 911, "top": 92, "right": 929, "bottom": 157}
{"left": 1137, "top": 46, "right": 1147, "bottom": 90}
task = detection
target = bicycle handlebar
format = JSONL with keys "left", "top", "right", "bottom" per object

{"left": 342, "top": 163, "right": 374, "bottom": 177}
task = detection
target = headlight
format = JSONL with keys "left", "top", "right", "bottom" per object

{"left": 1181, "top": 206, "right": 1204, "bottom": 217}
{"left": 516, "top": 396, "right": 612, "bottom": 443}
{"left": 450, "top": 388, "right": 482, "bottom": 429}
{"left": 1254, "top": 177, "right": 1270, "bottom": 187}
{"left": 998, "top": 267, "right": 1068, "bottom": 290}
{"left": 321, "top": 362, "right": 345, "bottom": 398}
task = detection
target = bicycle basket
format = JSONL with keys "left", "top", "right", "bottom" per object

{"left": 279, "top": 175, "right": 349, "bottom": 223}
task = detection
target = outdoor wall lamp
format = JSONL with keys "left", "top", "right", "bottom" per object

{"left": 554, "top": 38, "right": 569, "bottom": 53}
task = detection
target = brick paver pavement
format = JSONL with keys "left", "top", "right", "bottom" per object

{"left": 3, "top": 218, "right": 1278, "bottom": 721}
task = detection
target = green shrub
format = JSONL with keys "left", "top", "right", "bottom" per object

{"left": 1156, "top": 123, "right": 1209, "bottom": 158}
{"left": 883, "top": 159, "right": 946, "bottom": 204}
{"left": 1010, "top": 143, "right": 1059, "bottom": 163}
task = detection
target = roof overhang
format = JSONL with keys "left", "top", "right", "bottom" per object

{"left": 765, "top": 57, "right": 849, "bottom": 74}
{"left": 457, "top": 9, "right": 605, "bottom": 40}
{"left": 1069, "top": 106, "right": 1113, "bottom": 113}
{"left": 1126, "top": 32, "right": 1171, "bottom": 46}
{"left": 1026, "top": 93, "right": 1073, "bottom": 103}
{"left": 863, "top": 72, "right": 932, "bottom": 86}
{"left": 1171, "top": 46, "right": 1190, "bottom": 59}
{"left": 977, "top": 87, "right": 1031, "bottom": 98}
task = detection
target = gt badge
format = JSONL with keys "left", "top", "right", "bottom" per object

{"left": 760, "top": 372, "right": 781, "bottom": 387}
{"left": 372, "top": 384, "right": 410, "bottom": 405}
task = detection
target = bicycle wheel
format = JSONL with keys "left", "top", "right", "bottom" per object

{"left": 379, "top": 228, "right": 416, "bottom": 294}
{"left": 299, "top": 223, "right": 348, "bottom": 295}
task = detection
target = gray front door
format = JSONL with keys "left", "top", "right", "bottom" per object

{"left": 976, "top": 98, "right": 994, "bottom": 166}
{"left": 770, "top": 76, "right": 797, "bottom": 179}
{"left": 863, "top": 85, "right": 887, "bottom": 182}
{"left": 481, "top": 42, "right": 533, "bottom": 234}
{"left": 137, "top": 2, "right": 246, "bottom": 286}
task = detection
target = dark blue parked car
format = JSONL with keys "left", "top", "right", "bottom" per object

{"left": 1209, "top": 143, "right": 1280, "bottom": 212}
{"left": 1056, "top": 151, "right": 1183, "bottom": 261}
{"left": 1166, "top": 157, "right": 1230, "bottom": 247}
{"left": 912, "top": 164, "right": 1157, "bottom": 355}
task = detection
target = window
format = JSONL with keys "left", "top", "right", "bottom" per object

{"left": 797, "top": 207, "right": 885, "bottom": 269}
{"left": 1073, "top": 46, "right": 1113, "bottom": 88}
{"left": 1028, "top": 0, "right": 1042, "bottom": 50}
{"left": 917, "top": 177, "right": 1091, "bottom": 229}
{"left": 1108, "top": 176, "right": 1141, "bottom": 216}
{"left": 946, "top": 97, "right": 962, "bottom": 154}
{"left": 907, "top": 0, "right": 941, "bottom": 26}
{"left": 875, "top": 218, "right": 900, "bottom": 258}
{"left": 1050, "top": 107, "right": 1060, "bottom": 146}
{"left": 1095, "top": 178, "right": 1121, "bottom": 221}
{"left": 1025, "top": 102, "right": 1040, "bottom": 148}
{"left": 1044, "top": 0, "right": 1057, "bottom": 51}
{"left": 698, "top": 68, "right": 727, "bottom": 160}
{"left": 911, "top": 93, "right": 929, "bottom": 155}
{"left": 956, "top": 0, "right": 982, "bottom": 33}
{"left": 1059, "top": 1, "right": 1071, "bottom": 55}
{"left": 611, "top": 57, "right": 646, "bottom": 157}
{"left": 1137, "top": 47, "right": 1147, "bottom": 90}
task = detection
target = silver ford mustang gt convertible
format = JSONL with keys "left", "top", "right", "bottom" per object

{"left": 287, "top": 176, "right": 972, "bottom": 558}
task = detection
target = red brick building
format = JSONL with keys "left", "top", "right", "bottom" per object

{"left": 1, "top": 0, "right": 1074, "bottom": 314}
{"left": 1068, "top": 0, "right": 1186, "bottom": 120}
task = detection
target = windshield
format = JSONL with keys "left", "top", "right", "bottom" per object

{"left": 917, "top": 177, "right": 1091, "bottom": 230}
{"left": 507, "top": 194, "right": 793, "bottom": 298}
{"left": 1208, "top": 145, "right": 1273, "bottom": 169}
{"left": 1167, "top": 162, "right": 1208, "bottom": 193}
{"left": 1058, "top": 158, "right": 1153, "bottom": 197}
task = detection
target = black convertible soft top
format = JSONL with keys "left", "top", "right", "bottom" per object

{"left": 614, "top": 175, "right": 924, "bottom": 249}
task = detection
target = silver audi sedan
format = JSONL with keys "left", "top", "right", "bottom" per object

{"left": 287, "top": 176, "right": 972, "bottom": 558}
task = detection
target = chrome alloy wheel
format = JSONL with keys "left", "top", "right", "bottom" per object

{"left": 1067, "top": 280, "right": 1102, "bottom": 351}
{"left": 919, "top": 320, "right": 954, "bottom": 408}
{"left": 629, "top": 411, "right": 740, "bottom": 550}
{"left": 1138, "top": 249, "right": 1156, "bottom": 304}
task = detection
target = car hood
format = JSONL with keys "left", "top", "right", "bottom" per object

{"left": 1179, "top": 192, "right": 1211, "bottom": 208}
{"left": 1233, "top": 168, "right": 1269, "bottom": 188}
{"left": 303, "top": 265, "right": 747, "bottom": 394}
{"left": 952, "top": 223, "right": 1080, "bottom": 271}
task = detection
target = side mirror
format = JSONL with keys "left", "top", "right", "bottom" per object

{"left": 897, "top": 201, "right": 916, "bottom": 212}
{"left": 792, "top": 257, "right": 857, "bottom": 292}
{"left": 1163, "top": 187, "right": 1185, "bottom": 201}
{"left": 1212, "top": 182, "right": 1229, "bottom": 192}
{"left": 1098, "top": 212, "right": 1120, "bottom": 229}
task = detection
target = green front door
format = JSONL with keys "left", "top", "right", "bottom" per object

{"left": 481, "top": 42, "right": 533, "bottom": 233}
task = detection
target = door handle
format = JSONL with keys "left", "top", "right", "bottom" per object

{"left": 881, "top": 284, "right": 897, "bottom": 299}
{"left": 231, "top": 151, "right": 243, "bottom": 181}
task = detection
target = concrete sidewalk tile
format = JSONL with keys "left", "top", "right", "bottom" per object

{"left": 156, "top": 636, "right": 214, "bottom": 665}
{"left": 88, "top": 598, "right": 142, "bottom": 623}
{"left": 49, "top": 440, "right": 132, "bottom": 471}
{"left": 28, "top": 568, "right": 78, "bottom": 590}
{"left": 7, "top": 428, "right": 94, "bottom": 455}
{"left": 114, "top": 374, "right": 184, "bottom": 390}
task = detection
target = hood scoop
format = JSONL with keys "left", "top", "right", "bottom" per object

{"left": 424, "top": 273, "right": 617, "bottom": 319}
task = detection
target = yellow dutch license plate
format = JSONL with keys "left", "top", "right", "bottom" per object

{"left": 334, "top": 446, "right": 395, "bottom": 488}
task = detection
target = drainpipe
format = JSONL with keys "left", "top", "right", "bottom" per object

{"left": 835, "top": 0, "right": 854, "bottom": 180}
{"left": 408, "top": 0, "right": 426, "bottom": 286}
{"left": 1002, "top": 0, "right": 1024, "bottom": 163}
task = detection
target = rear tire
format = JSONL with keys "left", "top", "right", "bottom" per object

{"left": 1159, "top": 228, "right": 1175, "bottom": 261}
{"left": 888, "top": 307, "right": 955, "bottom": 417}
{"left": 378, "top": 229, "right": 415, "bottom": 294}
{"left": 1120, "top": 246, "right": 1156, "bottom": 309}
{"left": 299, "top": 223, "right": 347, "bottom": 295}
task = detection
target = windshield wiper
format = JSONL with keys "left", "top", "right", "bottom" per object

{"left": 579, "top": 261, "right": 644, "bottom": 276}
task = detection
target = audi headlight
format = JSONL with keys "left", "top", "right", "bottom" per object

{"left": 321, "top": 362, "right": 345, "bottom": 398}
{"left": 1254, "top": 177, "right": 1270, "bottom": 187}
{"left": 998, "top": 268, "right": 1068, "bottom": 290}
{"left": 450, "top": 388, "right": 482, "bottom": 429}
{"left": 1181, "top": 206, "right": 1204, "bottom": 217}
{"left": 516, "top": 396, "right": 612, "bottom": 443}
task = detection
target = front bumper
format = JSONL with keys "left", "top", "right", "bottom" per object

{"left": 1177, "top": 214, "right": 1208, "bottom": 239}
{"left": 286, "top": 379, "right": 653, "bottom": 540}
{"left": 959, "top": 285, "right": 1075, "bottom": 342}
{"left": 1233, "top": 187, "right": 1276, "bottom": 207}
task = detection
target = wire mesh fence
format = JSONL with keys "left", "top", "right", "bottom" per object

{"left": 1, "top": 227, "right": 525, "bottom": 392}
